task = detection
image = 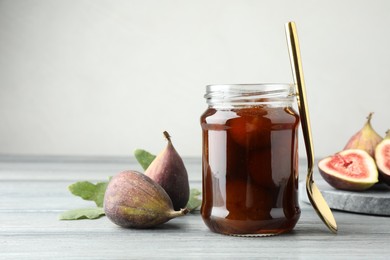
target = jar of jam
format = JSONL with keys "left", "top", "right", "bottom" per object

{"left": 200, "top": 84, "right": 300, "bottom": 236}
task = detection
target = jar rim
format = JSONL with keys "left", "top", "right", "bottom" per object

{"left": 204, "top": 83, "right": 295, "bottom": 107}
{"left": 206, "top": 83, "right": 294, "bottom": 92}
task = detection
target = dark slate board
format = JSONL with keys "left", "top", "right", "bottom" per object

{"left": 299, "top": 179, "right": 390, "bottom": 216}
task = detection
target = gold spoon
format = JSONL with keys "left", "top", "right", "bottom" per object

{"left": 285, "top": 21, "right": 338, "bottom": 233}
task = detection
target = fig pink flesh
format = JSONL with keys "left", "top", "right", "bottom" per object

{"left": 376, "top": 139, "right": 390, "bottom": 175}
{"left": 381, "top": 145, "right": 390, "bottom": 170}
{"left": 325, "top": 153, "right": 370, "bottom": 179}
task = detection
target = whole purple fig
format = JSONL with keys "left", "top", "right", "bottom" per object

{"left": 145, "top": 131, "right": 190, "bottom": 211}
{"left": 104, "top": 170, "right": 188, "bottom": 228}
{"left": 344, "top": 113, "right": 383, "bottom": 157}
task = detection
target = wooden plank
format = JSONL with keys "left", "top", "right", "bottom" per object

{"left": 1, "top": 210, "right": 390, "bottom": 259}
{"left": 1, "top": 155, "right": 390, "bottom": 258}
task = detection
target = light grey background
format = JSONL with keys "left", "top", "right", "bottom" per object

{"left": 0, "top": 0, "right": 389, "bottom": 158}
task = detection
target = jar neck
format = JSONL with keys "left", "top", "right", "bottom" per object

{"left": 204, "top": 84, "right": 295, "bottom": 108}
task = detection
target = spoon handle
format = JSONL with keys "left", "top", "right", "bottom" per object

{"left": 284, "top": 22, "right": 314, "bottom": 174}
{"left": 285, "top": 22, "right": 338, "bottom": 233}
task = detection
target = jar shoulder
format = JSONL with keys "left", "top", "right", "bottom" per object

{"left": 201, "top": 106, "right": 299, "bottom": 125}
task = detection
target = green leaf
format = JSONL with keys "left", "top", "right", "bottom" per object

{"left": 68, "top": 180, "right": 109, "bottom": 207}
{"left": 59, "top": 207, "right": 105, "bottom": 220}
{"left": 186, "top": 188, "right": 202, "bottom": 212}
{"left": 134, "top": 149, "right": 156, "bottom": 170}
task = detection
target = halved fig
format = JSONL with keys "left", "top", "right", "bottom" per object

{"left": 375, "top": 130, "right": 390, "bottom": 185}
{"left": 318, "top": 149, "right": 378, "bottom": 191}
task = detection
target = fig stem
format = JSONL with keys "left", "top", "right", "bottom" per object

{"left": 366, "top": 112, "right": 373, "bottom": 123}
{"left": 163, "top": 131, "right": 171, "bottom": 142}
{"left": 385, "top": 129, "right": 390, "bottom": 139}
{"left": 168, "top": 208, "right": 189, "bottom": 218}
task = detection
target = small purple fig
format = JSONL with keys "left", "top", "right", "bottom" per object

{"left": 145, "top": 131, "right": 190, "bottom": 211}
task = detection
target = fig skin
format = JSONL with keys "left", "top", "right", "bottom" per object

{"left": 375, "top": 130, "right": 390, "bottom": 185}
{"left": 103, "top": 170, "right": 188, "bottom": 228}
{"left": 344, "top": 112, "right": 383, "bottom": 157}
{"left": 145, "top": 131, "right": 190, "bottom": 211}
{"left": 318, "top": 149, "right": 378, "bottom": 191}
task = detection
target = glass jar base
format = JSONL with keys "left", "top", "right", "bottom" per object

{"left": 213, "top": 228, "right": 292, "bottom": 237}
{"left": 228, "top": 233, "right": 278, "bottom": 237}
{"left": 203, "top": 215, "right": 299, "bottom": 237}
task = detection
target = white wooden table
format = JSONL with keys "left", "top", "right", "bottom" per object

{"left": 1, "top": 155, "right": 389, "bottom": 259}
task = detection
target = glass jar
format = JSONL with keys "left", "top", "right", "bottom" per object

{"left": 200, "top": 84, "right": 301, "bottom": 236}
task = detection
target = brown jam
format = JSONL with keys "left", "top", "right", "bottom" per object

{"left": 200, "top": 105, "right": 300, "bottom": 236}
